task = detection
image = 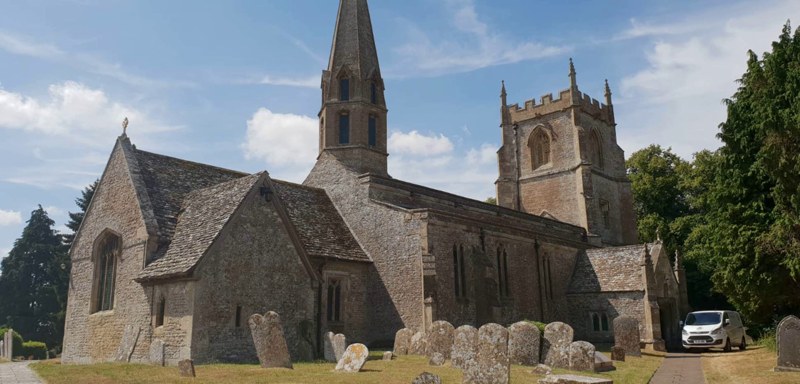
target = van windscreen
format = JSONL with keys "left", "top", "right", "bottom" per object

{"left": 686, "top": 312, "right": 721, "bottom": 325}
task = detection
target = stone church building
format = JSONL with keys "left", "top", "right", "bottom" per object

{"left": 62, "top": 0, "right": 689, "bottom": 365}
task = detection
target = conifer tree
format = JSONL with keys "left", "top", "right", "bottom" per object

{"left": 63, "top": 180, "right": 98, "bottom": 247}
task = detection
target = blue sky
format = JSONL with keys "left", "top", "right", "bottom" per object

{"left": 0, "top": 0, "right": 798, "bottom": 260}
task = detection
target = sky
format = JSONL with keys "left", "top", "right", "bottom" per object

{"left": 0, "top": 0, "right": 798, "bottom": 261}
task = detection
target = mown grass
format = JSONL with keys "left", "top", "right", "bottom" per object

{"left": 702, "top": 345, "right": 800, "bottom": 384}
{"left": 32, "top": 351, "right": 661, "bottom": 384}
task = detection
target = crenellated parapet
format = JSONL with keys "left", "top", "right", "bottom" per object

{"left": 506, "top": 88, "right": 615, "bottom": 125}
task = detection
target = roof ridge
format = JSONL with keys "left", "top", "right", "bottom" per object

{"left": 135, "top": 148, "right": 248, "bottom": 177}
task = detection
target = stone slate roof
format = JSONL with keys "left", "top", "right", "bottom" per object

{"left": 273, "top": 180, "right": 369, "bottom": 263}
{"left": 568, "top": 244, "right": 647, "bottom": 293}
{"left": 137, "top": 173, "right": 262, "bottom": 281}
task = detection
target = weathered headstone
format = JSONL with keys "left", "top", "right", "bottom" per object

{"left": 463, "top": 323, "right": 510, "bottom": 384}
{"left": 410, "top": 331, "right": 428, "bottom": 356}
{"left": 531, "top": 364, "right": 552, "bottom": 375}
{"left": 412, "top": 372, "right": 443, "bottom": 384}
{"left": 538, "top": 374, "right": 612, "bottom": 384}
{"left": 451, "top": 325, "right": 477, "bottom": 370}
{"left": 610, "top": 346, "right": 625, "bottom": 362}
{"left": 568, "top": 341, "right": 595, "bottom": 372}
{"left": 775, "top": 315, "right": 800, "bottom": 372}
{"left": 382, "top": 351, "right": 394, "bottom": 361}
{"left": 427, "top": 321, "right": 455, "bottom": 361}
{"left": 335, "top": 343, "right": 369, "bottom": 373}
{"left": 330, "top": 333, "right": 347, "bottom": 362}
{"left": 508, "top": 321, "right": 541, "bottom": 366}
{"left": 612, "top": 316, "right": 641, "bottom": 357}
{"left": 178, "top": 359, "right": 196, "bottom": 377}
{"left": 149, "top": 339, "right": 165, "bottom": 366}
{"left": 1, "top": 329, "right": 10, "bottom": 359}
{"left": 114, "top": 325, "right": 141, "bottom": 362}
{"left": 593, "top": 351, "right": 614, "bottom": 372}
{"left": 248, "top": 311, "right": 293, "bottom": 369}
{"left": 0, "top": 339, "right": 4, "bottom": 359}
{"left": 394, "top": 328, "right": 413, "bottom": 356}
{"left": 323, "top": 332, "right": 336, "bottom": 362}
{"left": 542, "top": 322, "right": 573, "bottom": 369}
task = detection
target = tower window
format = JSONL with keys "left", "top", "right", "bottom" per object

{"left": 453, "top": 245, "right": 467, "bottom": 298}
{"left": 339, "top": 113, "right": 350, "bottom": 144}
{"left": 590, "top": 130, "right": 604, "bottom": 169}
{"left": 327, "top": 279, "right": 342, "bottom": 322}
{"left": 529, "top": 129, "right": 551, "bottom": 170}
{"left": 368, "top": 116, "right": 377, "bottom": 147}
{"left": 93, "top": 233, "right": 120, "bottom": 313}
{"left": 371, "top": 83, "right": 377, "bottom": 104}
{"left": 340, "top": 79, "right": 350, "bottom": 101}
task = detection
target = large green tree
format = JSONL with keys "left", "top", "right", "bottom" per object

{"left": 63, "top": 180, "right": 97, "bottom": 247}
{"left": 0, "top": 206, "right": 69, "bottom": 348}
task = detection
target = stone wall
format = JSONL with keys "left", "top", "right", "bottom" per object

{"left": 317, "top": 261, "right": 371, "bottom": 344}
{"left": 190, "top": 186, "right": 316, "bottom": 363}
{"left": 62, "top": 140, "right": 157, "bottom": 364}
{"left": 566, "top": 291, "right": 645, "bottom": 344}
{"left": 149, "top": 281, "right": 195, "bottom": 365}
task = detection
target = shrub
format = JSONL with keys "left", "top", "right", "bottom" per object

{"left": 21, "top": 341, "right": 48, "bottom": 360}
{"left": 757, "top": 328, "right": 777, "bottom": 352}
{"left": 0, "top": 327, "right": 24, "bottom": 357}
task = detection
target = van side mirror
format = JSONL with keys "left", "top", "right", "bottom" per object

{"left": 724, "top": 318, "right": 730, "bottom": 326}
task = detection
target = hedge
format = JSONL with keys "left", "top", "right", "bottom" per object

{"left": 22, "top": 341, "right": 48, "bottom": 360}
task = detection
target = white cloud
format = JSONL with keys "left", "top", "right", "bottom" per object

{"left": 616, "top": 0, "right": 800, "bottom": 159}
{"left": 0, "top": 209, "right": 22, "bottom": 226}
{"left": 44, "top": 205, "right": 65, "bottom": 217}
{"left": 256, "top": 75, "right": 319, "bottom": 89}
{"left": 0, "top": 32, "right": 63, "bottom": 58}
{"left": 389, "top": 131, "right": 454, "bottom": 156}
{"left": 389, "top": 0, "right": 569, "bottom": 76}
{"left": 242, "top": 108, "right": 318, "bottom": 180}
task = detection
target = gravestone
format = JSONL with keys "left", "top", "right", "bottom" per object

{"left": 451, "top": 325, "right": 477, "bottom": 370}
{"left": 531, "top": 364, "right": 552, "bottom": 375}
{"left": 114, "top": 325, "right": 141, "bottom": 362}
{"left": 610, "top": 346, "right": 625, "bottom": 362}
{"left": 775, "top": 315, "right": 800, "bottom": 372}
{"left": 542, "top": 322, "right": 573, "bottom": 369}
{"left": 612, "top": 316, "right": 641, "bottom": 357}
{"left": 149, "top": 339, "right": 165, "bottom": 366}
{"left": 332, "top": 334, "right": 347, "bottom": 362}
{"left": 0, "top": 339, "right": 4, "bottom": 359}
{"left": 410, "top": 331, "right": 428, "bottom": 356}
{"left": 593, "top": 352, "right": 614, "bottom": 372}
{"left": 335, "top": 343, "right": 369, "bottom": 373}
{"left": 508, "top": 321, "right": 541, "bottom": 366}
{"left": 249, "top": 311, "right": 293, "bottom": 369}
{"left": 428, "top": 321, "right": 455, "bottom": 361}
{"left": 568, "top": 341, "right": 595, "bottom": 372}
{"left": 382, "top": 351, "right": 393, "bottom": 361}
{"left": 412, "top": 372, "right": 442, "bottom": 384}
{"left": 538, "top": 374, "right": 613, "bottom": 384}
{"left": 178, "top": 359, "right": 195, "bottom": 377}
{"left": 323, "top": 332, "right": 337, "bottom": 362}
{"left": 430, "top": 352, "right": 446, "bottom": 366}
{"left": 463, "top": 323, "right": 510, "bottom": 384}
{"left": 1, "top": 329, "right": 10, "bottom": 359}
{"left": 394, "top": 328, "right": 413, "bottom": 356}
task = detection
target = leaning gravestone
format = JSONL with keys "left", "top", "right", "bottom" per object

{"left": 410, "top": 331, "right": 428, "bottom": 356}
{"left": 394, "top": 328, "right": 413, "bottom": 355}
{"left": 508, "top": 321, "right": 541, "bottom": 366}
{"left": 451, "top": 325, "right": 478, "bottom": 370}
{"left": 568, "top": 341, "right": 595, "bottom": 372}
{"left": 463, "top": 323, "right": 510, "bottom": 384}
{"left": 178, "top": 359, "right": 196, "bottom": 377}
{"left": 149, "top": 339, "right": 165, "bottom": 366}
{"left": 249, "top": 311, "right": 293, "bottom": 369}
{"left": 412, "top": 372, "right": 443, "bottom": 384}
{"left": 775, "top": 315, "right": 800, "bottom": 372}
{"left": 610, "top": 346, "right": 625, "bottom": 362}
{"left": 613, "top": 316, "right": 641, "bottom": 357}
{"left": 428, "top": 321, "right": 455, "bottom": 361}
{"left": 594, "top": 351, "right": 614, "bottom": 372}
{"left": 542, "top": 322, "right": 573, "bottom": 369}
{"left": 114, "top": 325, "right": 141, "bottom": 362}
{"left": 335, "top": 343, "right": 369, "bottom": 373}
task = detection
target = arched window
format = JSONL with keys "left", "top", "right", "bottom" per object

{"left": 496, "top": 247, "right": 510, "bottom": 298}
{"left": 155, "top": 297, "right": 166, "bottom": 327}
{"left": 327, "top": 279, "right": 342, "bottom": 322}
{"left": 368, "top": 116, "right": 377, "bottom": 147}
{"left": 601, "top": 313, "right": 609, "bottom": 331}
{"left": 592, "top": 313, "right": 600, "bottom": 331}
{"left": 340, "top": 78, "right": 350, "bottom": 101}
{"left": 339, "top": 113, "right": 350, "bottom": 144}
{"left": 590, "top": 130, "right": 604, "bottom": 168}
{"left": 453, "top": 245, "right": 467, "bottom": 298}
{"left": 93, "top": 233, "right": 120, "bottom": 313}
{"left": 529, "top": 128, "right": 551, "bottom": 170}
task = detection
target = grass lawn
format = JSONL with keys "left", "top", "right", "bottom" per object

{"left": 31, "top": 350, "right": 661, "bottom": 384}
{"left": 702, "top": 345, "right": 800, "bottom": 384}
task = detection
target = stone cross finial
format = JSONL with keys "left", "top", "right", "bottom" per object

{"left": 122, "top": 117, "right": 129, "bottom": 135}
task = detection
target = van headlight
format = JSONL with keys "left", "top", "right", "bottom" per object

{"left": 711, "top": 327, "right": 723, "bottom": 335}
{"left": 682, "top": 328, "right": 688, "bottom": 336}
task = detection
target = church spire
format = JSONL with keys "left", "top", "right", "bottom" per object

{"left": 318, "top": 0, "right": 388, "bottom": 176}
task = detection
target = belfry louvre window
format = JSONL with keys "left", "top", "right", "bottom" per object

{"left": 327, "top": 279, "right": 342, "bottom": 322}
{"left": 529, "top": 129, "right": 551, "bottom": 170}
{"left": 340, "top": 79, "right": 350, "bottom": 101}
{"left": 368, "top": 116, "right": 377, "bottom": 147}
{"left": 453, "top": 245, "right": 467, "bottom": 298}
{"left": 339, "top": 113, "right": 350, "bottom": 144}
{"left": 93, "top": 234, "right": 120, "bottom": 312}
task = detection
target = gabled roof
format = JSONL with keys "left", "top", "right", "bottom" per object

{"left": 137, "top": 173, "right": 262, "bottom": 281}
{"left": 568, "top": 244, "right": 648, "bottom": 293}
{"left": 273, "top": 180, "right": 369, "bottom": 263}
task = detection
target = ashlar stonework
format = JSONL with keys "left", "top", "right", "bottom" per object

{"left": 335, "top": 343, "right": 369, "bottom": 373}
{"left": 775, "top": 315, "right": 800, "bottom": 372}
{"left": 249, "top": 312, "right": 293, "bottom": 369}
{"left": 613, "top": 316, "right": 641, "bottom": 357}
{"left": 508, "top": 321, "right": 541, "bottom": 366}
{"left": 463, "top": 323, "right": 510, "bottom": 384}
{"left": 543, "top": 322, "right": 573, "bottom": 369}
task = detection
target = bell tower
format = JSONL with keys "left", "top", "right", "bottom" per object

{"left": 318, "top": 0, "right": 388, "bottom": 176}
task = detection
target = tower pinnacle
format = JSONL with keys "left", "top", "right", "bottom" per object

{"left": 604, "top": 79, "right": 613, "bottom": 106}
{"left": 569, "top": 58, "right": 577, "bottom": 89}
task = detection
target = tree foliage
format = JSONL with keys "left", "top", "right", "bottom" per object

{"left": 0, "top": 206, "right": 69, "bottom": 349}
{"left": 63, "top": 180, "right": 97, "bottom": 247}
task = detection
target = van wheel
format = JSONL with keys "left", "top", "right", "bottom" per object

{"left": 724, "top": 338, "right": 732, "bottom": 352}
{"left": 739, "top": 337, "right": 746, "bottom": 351}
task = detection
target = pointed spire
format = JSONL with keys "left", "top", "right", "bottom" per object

{"left": 569, "top": 58, "right": 577, "bottom": 89}
{"left": 604, "top": 79, "right": 613, "bottom": 106}
{"left": 327, "top": 0, "right": 381, "bottom": 80}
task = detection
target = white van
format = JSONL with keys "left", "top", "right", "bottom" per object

{"left": 681, "top": 310, "right": 747, "bottom": 352}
